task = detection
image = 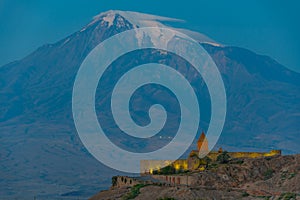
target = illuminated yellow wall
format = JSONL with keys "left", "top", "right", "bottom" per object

{"left": 140, "top": 150, "right": 281, "bottom": 174}
{"left": 207, "top": 150, "right": 281, "bottom": 161}
{"left": 173, "top": 160, "right": 188, "bottom": 171}
{"left": 140, "top": 159, "right": 188, "bottom": 174}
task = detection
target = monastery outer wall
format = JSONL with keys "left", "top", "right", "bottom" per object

{"left": 151, "top": 174, "right": 197, "bottom": 186}
{"left": 112, "top": 176, "right": 141, "bottom": 188}
{"left": 207, "top": 150, "right": 281, "bottom": 161}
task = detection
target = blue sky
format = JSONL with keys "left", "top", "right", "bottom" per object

{"left": 0, "top": 0, "right": 299, "bottom": 72}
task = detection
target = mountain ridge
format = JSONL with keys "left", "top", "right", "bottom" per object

{"left": 0, "top": 10, "right": 299, "bottom": 199}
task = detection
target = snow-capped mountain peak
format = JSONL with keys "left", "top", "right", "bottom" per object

{"left": 91, "top": 10, "right": 183, "bottom": 28}
{"left": 83, "top": 10, "right": 220, "bottom": 45}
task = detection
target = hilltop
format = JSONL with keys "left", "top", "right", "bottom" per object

{"left": 90, "top": 154, "right": 300, "bottom": 200}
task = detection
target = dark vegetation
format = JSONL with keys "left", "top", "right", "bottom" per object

{"left": 122, "top": 184, "right": 146, "bottom": 200}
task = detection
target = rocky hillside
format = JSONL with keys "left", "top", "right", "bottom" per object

{"left": 90, "top": 154, "right": 300, "bottom": 200}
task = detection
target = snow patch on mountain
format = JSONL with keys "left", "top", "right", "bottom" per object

{"left": 135, "top": 27, "right": 177, "bottom": 48}
{"left": 102, "top": 12, "right": 116, "bottom": 27}
{"left": 175, "top": 28, "right": 220, "bottom": 45}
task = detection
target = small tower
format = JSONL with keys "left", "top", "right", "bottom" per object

{"left": 218, "top": 147, "right": 223, "bottom": 153}
{"left": 197, "top": 132, "right": 209, "bottom": 156}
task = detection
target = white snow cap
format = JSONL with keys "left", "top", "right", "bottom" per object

{"left": 87, "top": 10, "right": 221, "bottom": 45}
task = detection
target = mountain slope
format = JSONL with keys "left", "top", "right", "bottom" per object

{"left": 0, "top": 10, "right": 299, "bottom": 199}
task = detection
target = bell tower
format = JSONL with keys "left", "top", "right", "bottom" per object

{"left": 197, "top": 132, "right": 209, "bottom": 155}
